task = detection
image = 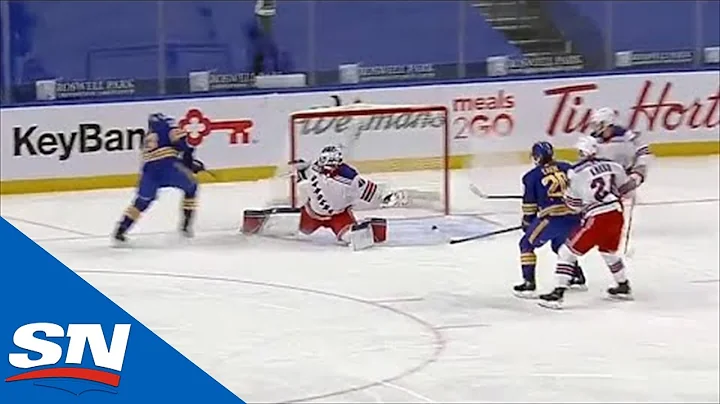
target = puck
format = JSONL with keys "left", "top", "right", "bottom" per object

{"left": 431, "top": 225, "right": 438, "bottom": 230}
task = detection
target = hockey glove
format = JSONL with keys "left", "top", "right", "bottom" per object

{"left": 629, "top": 172, "right": 644, "bottom": 188}
{"left": 289, "top": 159, "right": 311, "bottom": 181}
{"left": 189, "top": 158, "right": 206, "bottom": 174}
{"left": 521, "top": 219, "right": 530, "bottom": 232}
{"left": 382, "top": 190, "right": 408, "bottom": 208}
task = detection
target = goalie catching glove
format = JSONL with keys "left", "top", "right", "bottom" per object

{"left": 289, "top": 158, "right": 312, "bottom": 181}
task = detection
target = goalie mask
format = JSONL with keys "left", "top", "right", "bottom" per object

{"left": 317, "top": 145, "right": 343, "bottom": 172}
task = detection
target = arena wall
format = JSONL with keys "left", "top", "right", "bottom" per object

{"left": 1, "top": 70, "right": 718, "bottom": 194}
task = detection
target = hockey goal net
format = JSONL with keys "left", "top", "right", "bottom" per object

{"left": 264, "top": 103, "right": 452, "bottom": 215}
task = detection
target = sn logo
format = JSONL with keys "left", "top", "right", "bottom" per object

{"left": 6, "top": 323, "right": 131, "bottom": 389}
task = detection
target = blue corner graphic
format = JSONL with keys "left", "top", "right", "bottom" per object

{"left": 0, "top": 217, "right": 245, "bottom": 403}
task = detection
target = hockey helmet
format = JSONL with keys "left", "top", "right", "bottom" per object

{"left": 576, "top": 135, "right": 599, "bottom": 158}
{"left": 530, "top": 141, "right": 554, "bottom": 165}
{"left": 589, "top": 107, "right": 616, "bottom": 133}
{"left": 148, "top": 113, "right": 177, "bottom": 132}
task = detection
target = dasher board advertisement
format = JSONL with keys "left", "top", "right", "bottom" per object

{"left": 1, "top": 70, "right": 717, "bottom": 190}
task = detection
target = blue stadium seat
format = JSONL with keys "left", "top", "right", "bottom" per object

{"left": 306, "top": 1, "right": 520, "bottom": 70}
{"left": 9, "top": 1, "right": 160, "bottom": 82}
{"left": 558, "top": 1, "right": 713, "bottom": 52}
{"left": 4, "top": 0, "right": 519, "bottom": 84}
{"left": 610, "top": 1, "right": 694, "bottom": 51}
{"left": 702, "top": 0, "right": 720, "bottom": 47}
{"left": 3, "top": 0, "right": 710, "bottom": 88}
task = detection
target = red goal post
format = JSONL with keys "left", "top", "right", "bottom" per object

{"left": 286, "top": 103, "right": 451, "bottom": 215}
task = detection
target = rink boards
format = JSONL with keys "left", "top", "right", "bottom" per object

{"left": 1, "top": 70, "right": 718, "bottom": 195}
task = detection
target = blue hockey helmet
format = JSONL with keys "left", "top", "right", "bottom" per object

{"left": 530, "top": 141, "right": 554, "bottom": 165}
{"left": 148, "top": 113, "right": 177, "bottom": 132}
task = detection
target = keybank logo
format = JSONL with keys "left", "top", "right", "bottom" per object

{"left": 11, "top": 108, "right": 255, "bottom": 161}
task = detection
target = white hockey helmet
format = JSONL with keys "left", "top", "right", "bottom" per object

{"left": 590, "top": 107, "right": 616, "bottom": 132}
{"left": 317, "top": 145, "right": 343, "bottom": 169}
{"left": 576, "top": 135, "right": 599, "bottom": 158}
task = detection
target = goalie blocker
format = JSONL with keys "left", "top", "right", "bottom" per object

{"left": 241, "top": 207, "right": 387, "bottom": 251}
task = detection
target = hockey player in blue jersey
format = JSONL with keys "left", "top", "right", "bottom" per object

{"left": 113, "top": 113, "right": 205, "bottom": 244}
{"left": 513, "top": 141, "right": 586, "bottom": 297}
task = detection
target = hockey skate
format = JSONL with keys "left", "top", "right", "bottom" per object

{"left": 180, "top": 226, "right": 194, "bottom": 239}
{"left": 568, "top": 269, "right": 588, "bottom": 292}
{"left": 538, "top": 287, "right": 566, "bottom": 310}
{"left": 180, "top": 220, "right": 194, "bottom": 239}
{"left": 606, "top": 280, "right": 633, "bottom": 300}
{"left": 512, "top": 281, "right": 537, "bottom": 299}
{"left": 180, "top": 210, "right": 195, "bottom": 238}
{"left": 112, "top": 226, "right": 130, "bottom": 248}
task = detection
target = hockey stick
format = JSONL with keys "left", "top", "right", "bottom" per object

{"left": 449, "top": 225, "right": 522, "bottom": 245}
{"left": 623, "top": 195, "right": 636, "bottom": 256}
{"left": 468, "top": 184, "right": 523, "bottom": 200}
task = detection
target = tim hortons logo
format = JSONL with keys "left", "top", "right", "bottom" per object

{"left": 543, "top": 80, "right": 720, "bottom": 136}
{"left": 178, "top": 108, "right": 254, "bottom": 147}
{"left": 6, "top": 323, "right": 131, "bottom": 394}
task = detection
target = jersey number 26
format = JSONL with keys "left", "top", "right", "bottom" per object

{"left": 541, "top": 171, "right": 569, "bottom": 198}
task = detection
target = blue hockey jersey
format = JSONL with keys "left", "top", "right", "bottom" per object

{"left": 142, "top": 113, "right": 194, "bottom": 168}
{"left": 521, "top": 161, "right": 576, "bottom": 224}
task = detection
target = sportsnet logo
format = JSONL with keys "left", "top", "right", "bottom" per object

{"left": 0, "top": 218, "right": 243, "bottom": 403}
{"left": 6, "top": 323, "right": 131, "bottom": 394}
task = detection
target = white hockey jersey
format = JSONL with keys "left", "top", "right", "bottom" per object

{"left": 591, "top": 125, "right": 652, "bottom": 180}
{"left": 564, "top": 157, "right": 635, "bottom": 218}
{"left": 298, "top": 163, "right": 380, "bottom": 216}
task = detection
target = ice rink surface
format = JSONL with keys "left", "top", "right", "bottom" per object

{"left": 2, "top": 156, "right": 719, "bottom": 403}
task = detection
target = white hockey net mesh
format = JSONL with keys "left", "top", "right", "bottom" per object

{"left": 263, "top": 103, "right": 451, "bottom": 216}
{"left": 464, "top": 131, "right": 531, "bottom": 218}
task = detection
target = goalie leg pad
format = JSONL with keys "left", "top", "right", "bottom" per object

{"left": 348, "top": 220, "right": 374, "bottom": 251}
{"left": 369, "top": 217, "right": 387, "bottom": 243}
{"left": 346, "top": 218, "right": 387, "bottom": 251}
{"left": 242, "top": 209, "right": 269, "bottom": 234}
{"left": 242, "top": 207, "right": 301, "bottom": 236}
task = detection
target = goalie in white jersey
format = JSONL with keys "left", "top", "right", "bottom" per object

{"left": 538, "top": 136, "right": 639, "bottom": 309}
{"left": 242, "top": 145, "right": 389, "bottom": 250}
{"left": 589, "top": 107, "right": 652, "bottom": 189}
